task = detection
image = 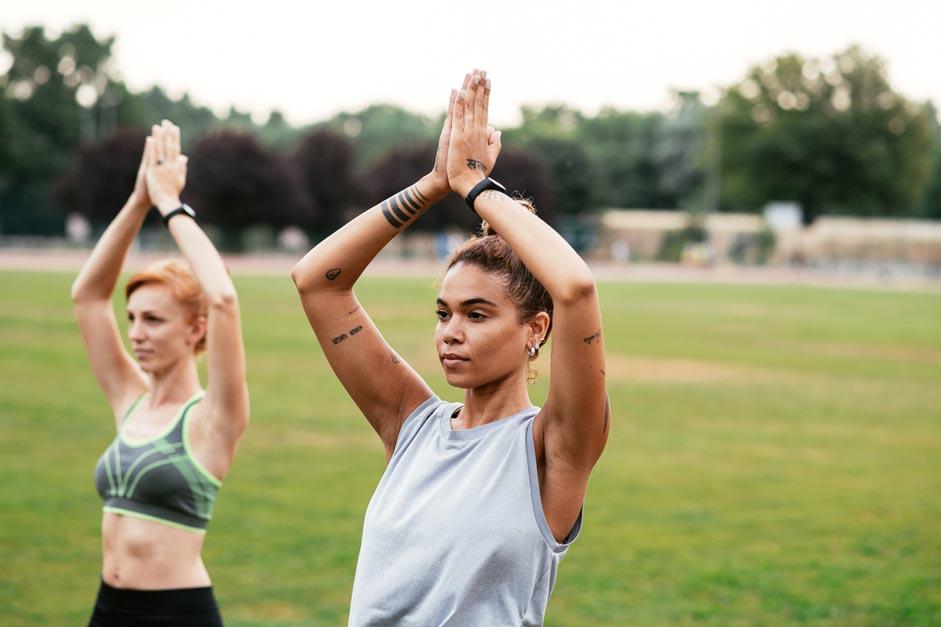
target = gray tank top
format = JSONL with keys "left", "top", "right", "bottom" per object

{"left": 348, "top": 396, "right": 581, "bottom": 626}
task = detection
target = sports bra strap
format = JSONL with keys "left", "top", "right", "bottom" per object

{"left": 119, "top": 393, "right": 148, "bottom": 425}
{"left": 181, "top": 391, "right": 207, "bottom": 422}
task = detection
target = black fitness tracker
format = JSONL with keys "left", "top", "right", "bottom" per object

{"left": 465, "top": 177, "right": 508, "bottom": 212}
{"left": 163, "top": 203, "right": 196, "bottom": 226}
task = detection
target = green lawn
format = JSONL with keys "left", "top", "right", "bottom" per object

{"left": 1, "top": 271, "right": 939, "bottom": 626}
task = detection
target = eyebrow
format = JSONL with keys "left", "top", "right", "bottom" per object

{"left": 436, "top": 297, "right": 498, "bottom": 308}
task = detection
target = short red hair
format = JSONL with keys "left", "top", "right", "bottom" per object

{"left": 125, "top": 259, "right": 209, "bottom": 354}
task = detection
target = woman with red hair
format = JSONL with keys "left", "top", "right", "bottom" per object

{"left": 72, "top": 120, "right": 249, "bottom": 626}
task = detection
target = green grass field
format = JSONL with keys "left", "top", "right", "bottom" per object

{"left": 1, "top": 270, "right": 940, "bottom": 626}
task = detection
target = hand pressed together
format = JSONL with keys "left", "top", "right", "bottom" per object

{"left": 446, "top": 69, "right": 502, "bottom": 198}
{"left": 144, "top": 120, "right": 189, "bottom": 215}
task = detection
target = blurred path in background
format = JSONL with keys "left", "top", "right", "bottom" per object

{"left": 2, "top": 249, "right": 938, "bottom": 291}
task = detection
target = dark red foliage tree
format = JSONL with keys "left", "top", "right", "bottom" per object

{"left": 184, "top": 131, "right": 309, "bottom": 231}
{"left": 293, "top": 127, "right": 360, "bottom": 235}
{"left": 53, "top": 128, "right": 149, "bottom": 226}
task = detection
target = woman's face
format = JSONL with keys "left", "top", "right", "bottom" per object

{"left": 435, "top": 262, "right": 533, "bottom": 389}
{"left": 126, "top": 283, "right": 203, "bottom": 374}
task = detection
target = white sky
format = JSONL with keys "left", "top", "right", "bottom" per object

{"left": 2, "top": 0, "right": 938, "bottom": 127}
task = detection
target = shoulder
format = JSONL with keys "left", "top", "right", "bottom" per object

{"left": 402, "top": 396, "right": 452, "bottom": 433}
{"left": 391, "top": 396, "right": 453, "bottom": 456}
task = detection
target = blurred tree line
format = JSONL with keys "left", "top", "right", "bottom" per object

{"left": 1, "top": 25, "right": 938, "bottom": 245}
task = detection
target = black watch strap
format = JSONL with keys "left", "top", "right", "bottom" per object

{"left": 162, "top": 203, "right": 196, "bottom": 226}
{"left": 465, "top": 177, "right": 508, "bottom": 212}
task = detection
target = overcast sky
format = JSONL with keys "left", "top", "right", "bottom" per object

{"left": 3, "top": 0, "right": 938, "bottom": 126}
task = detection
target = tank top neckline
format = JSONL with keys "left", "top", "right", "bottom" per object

{"left": 119, "top": 389, "right": 206, "bottom": 447}
{"left": 439, "top": 401, "right": 540, "bottom": 442}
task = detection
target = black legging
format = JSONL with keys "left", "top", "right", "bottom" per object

{"left": 88, "top": 580, "right": 223, "bottom": 626}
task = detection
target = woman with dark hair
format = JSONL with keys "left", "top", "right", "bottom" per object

{"left": 292, "top": 71, "right": 608, "bottom": 625}
{"left": 72, "top": 120, "right": 249, "bottom": 626}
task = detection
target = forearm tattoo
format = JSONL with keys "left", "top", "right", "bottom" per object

{"left": 325, "top": 268, "right": 341, "bottom": 281}
{"left": 380, "top": 185, "right": 432, "bottom": 229}
{"left": 332, "top": 324, "right": 364, "bottom": 345}
{"left": 466, "top": 159, "right": 487, "bottom": 172}
{"left": 583, "top": 330, "right": 602, "bottom": 345}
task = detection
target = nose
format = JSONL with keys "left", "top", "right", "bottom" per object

{"left": 128, "top": 318, "right": 146, "bottom": 342}
{"left": 440, "top": 317, "right": 463, "bottom": 346}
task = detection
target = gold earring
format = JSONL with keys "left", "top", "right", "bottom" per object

{"left": 527, "top": 366, "right": 538, "bottom": 385}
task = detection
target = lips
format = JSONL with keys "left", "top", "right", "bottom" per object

{"left": 133, "top": 349, "right": 153, "bottom": 359}
{"left": 440, "top": 353, "right": 469, "bottom": 368}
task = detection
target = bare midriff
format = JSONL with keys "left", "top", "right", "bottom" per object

{"left": 100, "top": 511, "right": 209, "bottom": 589}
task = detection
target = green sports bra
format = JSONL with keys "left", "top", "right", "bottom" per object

{"left": 94, "top": 390, "right": 222, "bottom": 534}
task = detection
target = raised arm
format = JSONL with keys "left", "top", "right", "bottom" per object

{"left": 70, "top": 137, "right": 153, "bottom": 421}
{"left": 448, "top": 75, "right": 608, "bottom": 471}
{"left": 146, "top": 121, "right": 249, "bottom": 446}
{"left": 291, "top": 84, "right": 478, "bottom": 457}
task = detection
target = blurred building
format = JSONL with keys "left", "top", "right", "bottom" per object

{"left": 593, "top": 210, "right": 768, "bottom": 262}
{"left": 590, "top": 209, "right": 941, "bottom": 270}
{"left": 800, "top": 217, "right": 941, "bottom": 267}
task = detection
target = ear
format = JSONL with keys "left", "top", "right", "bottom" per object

{"left": 527, "top": 311, "right": 551, "bottom": 347}
{"left": 188, "top": 315, "right": 208, "bottom": 350}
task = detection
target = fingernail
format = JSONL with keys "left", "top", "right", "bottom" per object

{"left": 486, "top": 79, "right": 491, "bottom": 90}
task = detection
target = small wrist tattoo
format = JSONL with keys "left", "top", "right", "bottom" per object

{"left": 466, "top": 159, "right": 487, "bottom": 172}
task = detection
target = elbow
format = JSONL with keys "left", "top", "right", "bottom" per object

{"left": 69, "top": 282, "right": 84, "bottom": 304}
{"left": 70, "top": 281, "right": 101, "bottom": 305}
{"left": 292, "top": 262, "right": 332, "bottom": 295}
{"left": 208, "top": 290, "right": 239, "bottom": 312}
{"left": 554, "top": 274, "right": 597, "bottom": 306}
{"left": 290, "top": 263, "right": 309, "bottom": 291}
{"left": 291, "top": 243, "right": 331, "bottom": 293}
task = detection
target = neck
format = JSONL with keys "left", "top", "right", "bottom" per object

{"left": 458, "top": 369, "right": 532, "bottom": 429}
{"left": 147, "top": 357, "right": 202, "bottom": 407}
